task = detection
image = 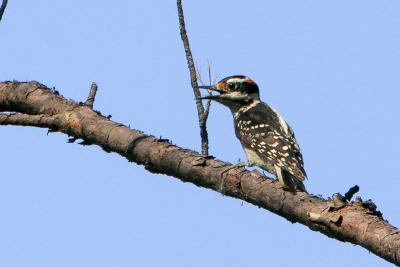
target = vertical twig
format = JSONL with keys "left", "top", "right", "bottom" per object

{"left": 85, "top": 82, "right": 98, "bottom": 109}
{"left": 202, "top": 60, "right": 213, "bottom": 121}
{"left": 0, "top": 0, "right": 8, "bottom": 21}
{"left": 177, "top": 0, "right": 209, "bottom": 155}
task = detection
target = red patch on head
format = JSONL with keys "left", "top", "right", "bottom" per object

{"left": 245, "top": 77, "right": 255, "bottom": 84}
{"left": 216, "top": 82, "right": 226, "bottom": 90}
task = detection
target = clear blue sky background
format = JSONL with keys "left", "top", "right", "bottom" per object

{"left": 1, "top": 1, "right": 399, "bottom": 266}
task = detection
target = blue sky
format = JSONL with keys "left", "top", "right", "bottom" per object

{"left": 1, "top": 1, "right": 400, "bottom": 266}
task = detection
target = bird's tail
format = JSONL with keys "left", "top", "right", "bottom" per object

{"left": 278, "top": 168, "right": 307, "bottom": 193}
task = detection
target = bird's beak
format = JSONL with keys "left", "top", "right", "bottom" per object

{"left": 198, "top": 85, "right": 224, "bottom": 100}
{"left": 199, "top": 95, "right": 221, "bottom": 100}
{"left": 198, "top": 85, "right": 224, "bottom": 94}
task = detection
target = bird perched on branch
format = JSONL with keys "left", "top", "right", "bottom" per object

{"left": 199, "top": 75, "right": 307, "bottom": 192}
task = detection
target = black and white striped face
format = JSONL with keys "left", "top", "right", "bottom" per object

{"left": 216, "top": 75, "right": 260, "bottom": 101}
{"left": 199, "top": 75, "right": 260, "bottom": 111}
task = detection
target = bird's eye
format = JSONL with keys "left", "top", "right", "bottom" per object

{"left": 227, "top": 82, "right": 235, "bottom": 90}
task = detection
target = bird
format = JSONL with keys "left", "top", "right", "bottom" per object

{"left": 198, "top": 75, "right": 307, "bottom": 192}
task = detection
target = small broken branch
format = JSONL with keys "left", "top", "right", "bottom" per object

{"left": 177, "top": 0, "right": 209, "bottom": 156}
{"left": 85, "top": 82, "right": 98, "bottom": 108}
{"left": 344, "top": 185, "right": 359, "bottom": 201}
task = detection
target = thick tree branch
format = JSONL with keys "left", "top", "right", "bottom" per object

{"left": 1, "top": 81, "right": 400, "bottom": 266}
{"left": 177, "top": 0, "right": 209, "bottom": 156}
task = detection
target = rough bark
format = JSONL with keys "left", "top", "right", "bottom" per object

{"left": 1, "top": 81, "right": 399, "bottom": 266}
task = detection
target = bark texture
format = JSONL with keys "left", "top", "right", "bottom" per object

{"left": 1, "top": 81, "right": 399, "bottom": 266}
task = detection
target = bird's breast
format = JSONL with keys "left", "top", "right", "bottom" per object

{"left": 243, "top": 146, "right": 276, "bottom": 174}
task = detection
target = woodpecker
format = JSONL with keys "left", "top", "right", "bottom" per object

{"left": 199, "top": 75, "right": 307, "bottom": 192}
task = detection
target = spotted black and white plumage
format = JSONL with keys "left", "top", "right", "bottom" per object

{"left": 234, "top": 100, "right": 307, "bottom": 191}
{"left": 199, "top": 75, "right": 307, "bottom": 192}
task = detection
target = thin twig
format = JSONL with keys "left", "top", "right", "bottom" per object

{"left": 195, "top": 63, "right": 213, "bottom": 121}
{"left": 177, "top": 0, "right": 209, "bottom": 155}
{"left": 203, "top": 60, "right": 213, "bottom": 121}
{"left": 197, "top": 61, "right": 219, "bottom": 122}
{"left": 85, "top": 82, "right": 98, "bottom": 109}
{"left": 0, "top": 0, "right": 8, "bottom": 21}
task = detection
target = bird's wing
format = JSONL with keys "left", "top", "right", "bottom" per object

{"left": 235, "top": 103, "right": 306, "bottom": 181}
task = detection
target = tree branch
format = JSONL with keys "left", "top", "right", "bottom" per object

{"left": 177, "top": 0, "right": 209, "bottom": 156}
{"left": 1, "top": 81, "right": 400, "bottom": 266}
{"left": 0, "top": 0, "right": 8, "bottom": 21}
{"left": 85, "top": 82, "right": 98, "bottom": 108}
